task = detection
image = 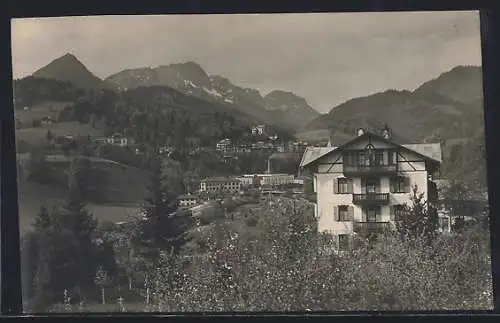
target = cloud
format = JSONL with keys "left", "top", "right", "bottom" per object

{"left": 11, "top": 11, "right": 481, "bottom": 113}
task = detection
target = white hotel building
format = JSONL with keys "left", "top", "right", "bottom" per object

{"left": 300, "top": 127, "right": 447, "bottom": 250}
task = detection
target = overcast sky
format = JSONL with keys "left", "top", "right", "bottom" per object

{"left": 11, "top": 11, "right": 481, "bottom": 113}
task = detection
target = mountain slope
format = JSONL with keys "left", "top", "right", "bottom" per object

{"left": 300, "top": 65, "right": 486, "bottom": 185}
{"left": 31, "top": 53, "right": 113, "bottom": 90}
{"left": 105, "top": 62, "right": 319, "bottom": 130}
{"left": 414, "top": 65, "right": 483, "bottom": 105}
{"left": 302, "top": 66, "right": 484, "bottom": 143}
{"left": 12, "top": 75, "right": 289, "bottom": 147}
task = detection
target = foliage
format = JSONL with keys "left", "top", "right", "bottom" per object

{"left": 395, "top": 185, "right": 439, "bottom": 244}
{"left": 26, "top": 201, "right": 100, "bottom": 312}
{"left": 131, "top": 155, "right": 194, "bottom": 270}
{"left": 23, "top": 156, "right": 120, "bottom": 312}
{"left": 440, "top": 180, "right": 483, "bottom": 232}
{"left": 136, "top": 197, "right": 492, "bottom": 312}
{"left": 26, "top": 151, "right": 51, "bottom": 183}
{"left": 13, "top": 77, "right": 85, "bottom": 109}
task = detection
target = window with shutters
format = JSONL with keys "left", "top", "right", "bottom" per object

{"left": 338, "top": 205, "right": 349, "bottom": 221}
{"left": 390, "top": 176, "right": 408, "bottom": 193}
{"left": 337, "top": 177, "right": 352, "bottom": 194}
{"left": 334, "top": 205, "right": 353, "bottom": 221}
{"left": 338, "top": 234, "right": 351, "bottom": 251}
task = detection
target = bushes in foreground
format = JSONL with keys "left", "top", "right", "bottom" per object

{"left": 39, "top": 197, "right": 493, "bottom": 312}
{"left": 142, "top": 199, "right": 492, "bottom": 312}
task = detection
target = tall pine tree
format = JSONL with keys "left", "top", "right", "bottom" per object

{"left": 133, "top": 155, "right": 193, "bottom": 267}
{"left": 29, "top": 157, "right": 99, "bottom": 311}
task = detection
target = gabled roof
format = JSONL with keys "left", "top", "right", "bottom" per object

{"left": 401, "top": 143, "right": 442, "bottom": 163}
{"left": 300, "top": 131, "right": 441, "bottom": 169}
{"left": 299, "top": 146, "right": 337, "bottom": 168}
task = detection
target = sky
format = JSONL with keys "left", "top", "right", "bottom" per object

{"left": 11, "top": 11, "right": 482, "bottom": 113}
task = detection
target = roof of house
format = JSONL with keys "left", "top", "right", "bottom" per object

{"left": 202, "top": 177, "right": 241, "bottom": 183}
{"left": 401, "top": 143, "right": 442, "bottom": 163}
{"left": 299, "top": 146, "right": 337, "bottom": 168}
{"left": 268, "top": 152, "right": 301, "bottom": 160}
{"left": 178, "top": 194, "right": 199, "bottom": 200}
{"left": 300, "top": 131, "right": 441, "bottom": 168}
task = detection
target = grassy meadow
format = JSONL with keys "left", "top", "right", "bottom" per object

{"left": 17, "top": 180, "right": 141, "bottom": 236}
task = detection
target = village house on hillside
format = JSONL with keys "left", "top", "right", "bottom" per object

{"left": 251, "top": 124, "right": 266, "bottom": 136}
{"left": 199, "top": 177, "right": 242, "bottom": 193}
{"left": 177, "top": 193, "right": 200, "bottom": 208}
{"left": 216, "top": 138, "right": 232, "bottom": 153}
{"left": 237, "top": 173, "right": 296, "bottom": 187}
{"left": 299, "top": 125, "right": 447, "bottom": 251}
{"left": 95, "top": 132, "right": 135, "bottom": 147}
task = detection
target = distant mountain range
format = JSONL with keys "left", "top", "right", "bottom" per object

{"left": 28, "top": 53, "right": 320, "bottom": 130}
{"left": 16, "top": 54, "right": 487, "bottom": 188}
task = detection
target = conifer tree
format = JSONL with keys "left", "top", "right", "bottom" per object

{"left": 133, "top": 155, "right": 193, "bottom": 267}
{"left": 396, "top": 185, "right": 439, "bottom": 244}
{"left": 29, "top": 157, "right": 99, "bottom": 311}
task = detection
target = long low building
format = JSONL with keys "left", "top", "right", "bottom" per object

{"left": 199, "top": 177, "right": 242, "bottom": 193}
{"left": 237, "top": 173, "right": 296, "bottom": 186}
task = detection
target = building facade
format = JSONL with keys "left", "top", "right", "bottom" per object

{"left": 216, "top": 138, "right": 232, "bottom": 152}
{"left": 177, "top": 194, "right": 200, "bottom": 208}
{"left": 96, "top": 133, "right": 133, "bottom": 147}
{"left": 251, "top": 124, "right": 266, "bottom": 136}
{"left": 237, "top": 173, "right": 296, "bottom": 187}
{"left": 300, "top": 128, "right": 442, "bottom": 250}
{"left": 199, "top": 177, "right": 242, "bottom": 193}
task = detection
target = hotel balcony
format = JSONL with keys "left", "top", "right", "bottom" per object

{"left": 353, "top": 222, "right": 390, "bottom": 236}
{"left": 343, "top": 164, "right": 398, "bottom": 177}
{"left": 352, "top": 193, "right": 390, "bottom": 205}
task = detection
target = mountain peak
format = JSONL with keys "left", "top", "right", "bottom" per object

{"left": 60, "top": 52, "right": 78, "bottom": 60}
{"left": 105, "top": 61, "right": 319, "bottom": 129}
{"left": 32, "top": 53, "right": 105, "bottom": 90}
{"left": 165, "top": 61, "right": 207, "bottom": 75}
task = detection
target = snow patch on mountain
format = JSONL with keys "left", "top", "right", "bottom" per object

{"left": 184, "top": 79, "right": 198, "bottom": 88}
{"left": 202, "top": 86, "right": 223, "bottom": 98}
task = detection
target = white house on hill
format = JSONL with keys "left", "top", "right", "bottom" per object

{"left": 299, "top": 127, "right": 446, "bottom": 251}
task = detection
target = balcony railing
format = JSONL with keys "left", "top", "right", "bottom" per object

{"left": 353, "top": 222, "right": 390, "bottom": 236}
{"left": 343, "top": 164, "right": 398, "bottom": 176}
{"left": 352, "top": 193, "right": 390, "bottom": 205}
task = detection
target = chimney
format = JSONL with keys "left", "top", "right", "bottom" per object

{"left": 382, "top": 123, "right": 391, "bottom": 140}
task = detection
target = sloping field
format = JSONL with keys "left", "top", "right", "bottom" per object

{"left": 14, "top": 101, "right": 72, "bottom": 124}
{"left": 15, "top": 121, "right": 104, "bottom": 147}
{"left": 17, "top": 180, "right": 140, "bottom": 235}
